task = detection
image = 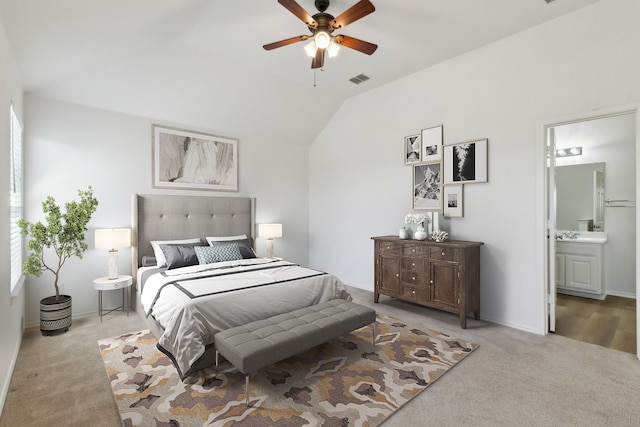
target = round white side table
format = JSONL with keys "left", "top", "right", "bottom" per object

{"left": 93, "top": 275, "right": 133, "bottom": 322}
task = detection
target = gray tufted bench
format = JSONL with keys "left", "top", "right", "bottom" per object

{"left": 214, "top": 299, "right": 377, "bottom": 405}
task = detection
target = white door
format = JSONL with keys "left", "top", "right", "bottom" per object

{"left": 547, "top": 127, "right": 557, "bottom": 332}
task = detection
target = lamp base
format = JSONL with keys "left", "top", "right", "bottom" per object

{"left": 107, "top": 249, "right": 119, "bottom": 279}
{"left": 266, "top": 239, "right": 275, "bottom": 258}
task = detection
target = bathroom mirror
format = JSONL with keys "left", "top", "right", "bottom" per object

{"left": 556, "top": 162, "right": 605, "bottom": 231}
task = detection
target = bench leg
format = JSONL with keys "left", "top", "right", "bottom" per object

{"left": 245, "top": 375, "right": 250, "bottom": 406}
{"left": 215, "top": 350, "right": 219, "bottom": 372}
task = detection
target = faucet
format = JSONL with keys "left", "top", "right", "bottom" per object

{"left": 564, "top": 231, "right": 579, "bottom": 239}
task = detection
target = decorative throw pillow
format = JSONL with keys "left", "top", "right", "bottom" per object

{"left": 194, "top": 243, "right": 243, "bottom": 264}
{"left": 159, "top": 243, "right": 207, "bottom": 270}
{"left": 206, "top": 235, "right": 256, "bottom": 259}
{"left": 150, "top": 238, "right": 202, "bottom": 267}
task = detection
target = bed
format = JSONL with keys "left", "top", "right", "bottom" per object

{"left": 131, "top": 194, "right": 351, "bottom": 379}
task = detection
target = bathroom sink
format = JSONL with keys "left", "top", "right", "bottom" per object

{"left": 555, "top": 232, "right": 607, "bottom": 244}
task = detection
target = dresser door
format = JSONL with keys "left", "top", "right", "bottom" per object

{"left": 379, "top": 253, "right": 401, "bottom": 296}
{"left": 429, "top": 260, "right": 458, "bottom": 310}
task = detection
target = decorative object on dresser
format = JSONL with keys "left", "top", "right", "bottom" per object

{"left": 430, "top": 230, "right": 449, "bottom": 242}
{"left": 18, "top": 186, "right": 98, "bottom": 335}
{"left": 95, "top": 228, "right": 131, "bottom": 279}
{"left": 372, "top": 235, "right": 483, "bottom": 328}
{"left": 404, "top": 213, "right": 428, "bottom": 240}
{"left": 258, "top": 223, "right": 283, "bottom": 258}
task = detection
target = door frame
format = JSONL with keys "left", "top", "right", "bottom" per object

{"left": 539, "top": 104, "right": 640, "bottom": 359}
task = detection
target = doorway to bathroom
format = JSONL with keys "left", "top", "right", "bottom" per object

{"left": 545, "top": 109, "right": 638, "bottom": 355}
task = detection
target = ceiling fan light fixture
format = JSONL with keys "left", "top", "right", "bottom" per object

{"left": 304, "top": 40, "right": 318, "bottom": 57}
{"left": 314, "top": 30, "right": 331, "bottom": 49}
{"left": 326, "top": 40, "right": 340, "bottom": 57}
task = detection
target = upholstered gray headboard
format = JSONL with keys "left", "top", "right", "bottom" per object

{"left": 131, "top": 194, "right": 255, "bottom": 278}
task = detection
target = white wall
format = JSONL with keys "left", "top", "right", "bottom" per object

{"left": 0, "top": 14, "right": 24, "bottom": 413}
{"left": 22, "top": 96, "right": 311, "bottom": 326}
{"left": 309, "top": 0, "right": 640, "bottom": 333}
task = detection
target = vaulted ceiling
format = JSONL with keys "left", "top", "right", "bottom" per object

{"left": 0, "top": 0, "right": 599, "bottom": 145}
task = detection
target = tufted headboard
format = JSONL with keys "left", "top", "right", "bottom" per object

{"left": 131, "top": 194, "right": 255, "bottom": 281}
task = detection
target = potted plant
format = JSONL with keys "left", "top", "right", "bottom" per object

{"left": 18, "top": 186, "right": 98, "bottom": 335}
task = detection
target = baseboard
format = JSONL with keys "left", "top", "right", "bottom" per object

{"left": 0, "top": 329, "right": 22, "bottom": 417}
{"left": 605, "top": 290, "right": 636, "bottom": 299}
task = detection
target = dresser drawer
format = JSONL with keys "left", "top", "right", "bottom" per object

{"left": 378, "top": 241, "right": 402, "bottom": 255}
{"left": 401, "top": 271, "right": 428, "bottom": 286}
{"left": 429, "top": 247, "right": 458, "bottom": 261}
{"left": 403, "top": 284, "right": 428, "bottom": 302}
{"left": 403, "top": 244, "right": 427, "bottom": 257}
{"left": 402, "top": 256, "right": 426, "bottom": 274}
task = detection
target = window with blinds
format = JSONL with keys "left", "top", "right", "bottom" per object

{"left": 10, "top": 103, "right": 24, "bottom": 293}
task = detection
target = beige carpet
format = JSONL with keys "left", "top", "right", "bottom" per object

{"left": 98, "top": 315, "right": 477, "bottom": 426}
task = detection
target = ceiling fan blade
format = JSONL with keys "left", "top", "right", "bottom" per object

{"left": 278, "top": 0, "right": 317, "bottom": 28}
{"left": 334, "top": 35, "right": 377, "bottom": 55}
{"left": 311, "top": 49, "right": 325, "bottom": 69}
{"left": 263, "top": 35, "right": 310, "bottom": 51}
{"left": 331, "top": 0, "right": 375, "bottom": 29}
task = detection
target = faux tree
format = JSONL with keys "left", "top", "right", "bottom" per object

{"left": 18, "top": 186, "right": 99, "bottom": 300}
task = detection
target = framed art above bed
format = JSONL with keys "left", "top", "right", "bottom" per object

{"left": 152, "top": 125, "right": 239, "bottom": 192}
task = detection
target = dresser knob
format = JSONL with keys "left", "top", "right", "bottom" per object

{"left": 412, "top": 263, "right": 415, "bottom": 267}
{"left": 114, "top": 284, "right": 120, "bottom": 288}
{"left": 430, "top": 280, "right": 434, "bottom": 284}
{"left": 412, "top": 276, "right": 416, "bottom": 280}
{"left": 396, "top": 273, "right": 399, "bottom": 277}
{"left": 441, "top": 252, "right": 446, "bottom": 256}
{"left": 412, "top": 249, "right": 416, "bottom": 252}
{"left": 412, "top": 290, "right": 416, "bottom": 295}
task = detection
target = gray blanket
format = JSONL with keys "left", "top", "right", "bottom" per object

{"left": 140, "top": 258, "right": 351, "bottom": 378}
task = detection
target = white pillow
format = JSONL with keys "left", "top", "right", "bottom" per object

{"left": 205, "top": 235, "right": 248, "bottom": 243}
{"left": 150, "top": 238, "right": 202, "bottom": 267}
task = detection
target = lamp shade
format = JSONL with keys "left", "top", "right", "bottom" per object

{"left": 95, "top": 229, "right": 131, "bottom": 250}
{"left": 258, "top": 223, "right": 282, "bottom": 239}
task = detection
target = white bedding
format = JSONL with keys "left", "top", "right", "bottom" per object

{"left": 140, "top": 258, "right": 351, "bottom": 378}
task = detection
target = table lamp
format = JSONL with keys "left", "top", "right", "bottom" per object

{"left": 258, "top": 223, "right": 282, "bottom": 258}
{"left": 95, "top": 228, "right": 131, "bottom": 279}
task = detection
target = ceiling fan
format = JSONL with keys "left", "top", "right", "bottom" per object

{"left": 263, "top": 0, "right": 377, "bottom": 69}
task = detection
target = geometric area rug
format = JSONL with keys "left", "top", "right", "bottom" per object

{"left": 98, "top": 315, "right": 478, "bottom": 427}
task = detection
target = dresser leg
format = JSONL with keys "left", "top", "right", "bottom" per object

{"left": 474, "top": 308, "right": 480, "bottom": 320}
{"left": 459, "top": 312, "right": 467, "bottom": 329}
{"left": 374, "top": 292, "right": 379, "bottom": 303}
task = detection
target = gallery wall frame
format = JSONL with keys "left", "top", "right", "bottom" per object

{"left": 404, "top": 133, "right": 421, "bottom": 164}
{"left": 421, "top": 125, "right": 443, "bottom": 163}
{"left": 413, "top": 162, "right": 442, "bottom": 210}
{"left": 152, "top": 125, "right": 238, "bottom": 192}
{"left": 443, "top": 184, "right": 464, "bottom": 218}
{"left": 443, "top": 138, "right": 488, "bottom": 184}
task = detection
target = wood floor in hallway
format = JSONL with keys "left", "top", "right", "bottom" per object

{"left": 555, "top": 293, "right": 636, "bottom": 354}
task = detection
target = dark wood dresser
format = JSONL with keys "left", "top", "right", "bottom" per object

{"left": 372, "top": 236, "right": 483, "bottom": 328}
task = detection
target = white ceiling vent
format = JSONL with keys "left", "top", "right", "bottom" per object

{"left": 349, "top": 74, "right": 370, "bottom": 84}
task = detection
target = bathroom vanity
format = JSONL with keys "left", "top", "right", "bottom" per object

{"left": 555, "top": 232, "right": 607, "bottom": 300}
